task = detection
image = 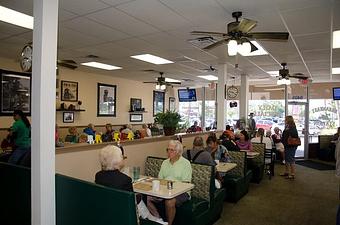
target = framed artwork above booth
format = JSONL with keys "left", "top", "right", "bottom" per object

{"left": 153, "top": 91, "right": 165, "bottom": 116}
{"left": 97, "top": 83, "right": 117, "bottom": 117}
{"left": 61, "top": 80, "right": 78, "bottom": 102}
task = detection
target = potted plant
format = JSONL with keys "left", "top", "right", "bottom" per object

{"left": 154, "top": 110, "right": 182, "bottom": 136}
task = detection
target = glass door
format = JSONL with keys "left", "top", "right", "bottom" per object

{"left": 287, "top": 101, "right": 308, "bottom": 158}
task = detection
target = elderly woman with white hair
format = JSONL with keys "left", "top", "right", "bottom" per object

{"left": 95, "top": 145, "right": 167, "bottom": 225}
{"left": 147, "top": 140, "right": 192, "bottom": 225}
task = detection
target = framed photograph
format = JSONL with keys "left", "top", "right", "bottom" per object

{"left": 61, "top": 80, "right": 78, "bottom": 102}
{"left": 0, "top": 69, "right": 31, "bottom": 115}
{"left": 130, "top": 114, "right": 143, "bottom": 122}
{"left": 130, "top": 98, "right": 142, "bottom": 112}
{"left": 63, "top": 112, "right": 74, "bottom": 123}
{"left": 153, "top": 91, "right": 165, "bottom": 116}
{"left": 97, "top": 83, "right": 117, "bottom": 117}
{"left": 169, "top": 97, "right": 175, "bottom": 111}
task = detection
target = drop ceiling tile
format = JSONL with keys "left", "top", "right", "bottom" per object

{"left": 140, "top": 32, "right": 192, "bottom": 51}
{"left": 0, "top": 22, "right": 31, "bottom": 37}
{"left": 281, "top": 5, "right": 331, "bottom": 36}
{"left": 99, "top": 0, "right": 136, "bottom": 6}
{"left": 58, "top": 27, "right": 104, "bottom": 49}
{"left": 215, "top": 0, "right": 278, "bottom": 15}
{"left": 62, "top": 17, "right": 130, "bottom": 42}
{"left": 276, "top": 0, "right": 326, "bottom": 12}
{"left": 116, "top": 0, "right": 192, "bottom": 31}
{"left": 245, "top": 55, "right": 278, "bottom": 66}
{"left": 302, "top": 49, "right": 330, "bottom": 62}
{"left": 59, "top": 9, "right": 78, "bottom": 22}
{"left": 294, "top": 32, "right": 330, "bottom": 51}
{"left": 112, "top": 37, "right": 159, "bottom": 53}
{"left": 59, "top": 0, "right": 110, "bottom": 15}
{"left": 86, "top": 7, "right": 160, "bottom": 36}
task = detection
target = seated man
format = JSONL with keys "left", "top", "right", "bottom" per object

{"left": 187, "top": 121, "right": 202, "bottom": 133}
{"left": 83, "top": 123, "right": 96, "bottom": 139}
{"left": 95, "top": 145, "right": 166, "bottom": 224}
{"left": 148, "top": 140, "right": 192, "bottom": 225}
{"left": 183, "top": 136, "right": 216, "bottom": 166}
{"left": 221, "top": 131, "right": 240, "bottom": 151}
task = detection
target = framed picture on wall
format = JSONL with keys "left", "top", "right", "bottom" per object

{"left": 130, "top": 98, "right": 142, "bottom": 112}
{"left": 130, "top": 114, "right": 143, "bottom": 122}
{"left": 63, "top": 112, "right": 74, "bottom": 123}
{"left": 97, "top": 83, "right": 117, "bottom": 117}
{"left": 0, "top": 69, "right": 31, "bottom": 115}
{"left": 153, "top": 91, "right": 165, "bottom": 116}
{"left": 61, "top": 80, "right": 78, "bottom": 102}
{"left": 169, "top": 97, "right": 175, "bottom": 111}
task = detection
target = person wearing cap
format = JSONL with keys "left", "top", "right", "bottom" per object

{"left": 248, "top": 113, "right": 256, "bottom": 138}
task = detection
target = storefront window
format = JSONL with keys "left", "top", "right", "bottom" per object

{"left": 178, "top": 101, "right": 202, "bottom": 128}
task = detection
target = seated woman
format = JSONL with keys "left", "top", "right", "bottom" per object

{"left": 251, "top": 128, "right": 272, "bottom": 150}
{"left": 102, "top": 123, "right": 114, "bottom": 142}
{"left": 236, "top": 130, "right": 253, "bottom": 151}
{"left": 206, "top": 135, "right": 231, "bottom": 162}
{"left": 83, "top": 123, "right": 96, "bottom": 139}
{"left": 120, "top": 124, "right": 134, "bottom": 140}
{"left": 187, "top": 121, "right": 202, "bottom": 133}
{"left": 65, "top": 126, "right": 78, "bottom": 143}
{"left": 141, "top": 124, "right": 152, "bottom": 138}
{"left": 95, "top": 145, "right": 167, "bottom": 224}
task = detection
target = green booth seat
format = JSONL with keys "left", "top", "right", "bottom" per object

{"left": 0, "top": 162, "right": 159, "bottom": 225}
{"left": 223, "top": 151, "right": 252, "bottom": 202}
{"left": 145, "top": 156, "right": 225, "bottom": 225}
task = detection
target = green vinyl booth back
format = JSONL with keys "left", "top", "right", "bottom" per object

{"left": 0, "top": 162, "right": 31, "bottom": 225}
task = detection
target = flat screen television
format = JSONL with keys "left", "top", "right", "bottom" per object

{"left": 178, "top": 89, "right": 197, "bottom": 102}
{"left": 333, "top": 87, "right": 340, "bottom": 100}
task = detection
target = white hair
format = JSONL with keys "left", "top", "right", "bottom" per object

{"left": 99, "top": 145, "right": 123, "bottom": 170}
{"left": 168, "top": 140, "right": 183, "bottom": 155}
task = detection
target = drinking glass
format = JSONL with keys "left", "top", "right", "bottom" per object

{"left": 133, "top": 166, "right": 140, "bottom": 180}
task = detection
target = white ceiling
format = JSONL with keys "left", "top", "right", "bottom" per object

{"left": 0, "top": 0, "right": 340, "bottom": 86}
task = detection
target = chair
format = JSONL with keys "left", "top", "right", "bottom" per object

{"left": 250, "top": 143, "right": 265, "bottom": 183}
{"left": 264, "top": 149, "right": 275, "bottom": 179}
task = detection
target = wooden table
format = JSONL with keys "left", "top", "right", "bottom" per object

{"left": 133, "top": 178, "right": 194, "bottom": 199}
{"left": 240, "top": 150, "right": 260, "bottom": 158}
{"left": 216, "top": 162, "right": 237, "bottom": 172}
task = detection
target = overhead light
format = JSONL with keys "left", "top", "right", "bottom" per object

{"left": 227, "top": 40, "right": 238, "bottom": 56}
{"left": 239, "top": 41, "right": 268, "bottom": 56}
{"left": 165, "top": 78, "right": 181, "bottom": 83}
{"left": 130, "top": 54, "right": 174, "bottom": 65}
{"left": 155, "top": 84, "right": 166, "bottom": 90}
{"left": 277, "top": 78, "right": 290, "bottom": 85}
{"left": 0, "top": 6, "right": 33, "bottom": 29}
{"left": 267, "top": 71, "right": 279, "bottom": 77}
{"left": 160, "top": 84, "right": 166, "bottom": 90}
{"left": 332, "top": 67, "right": 340, "bottom": 74}
{"left": 81, "top": 62, "right": 122, "bottom": 70}
{"left": 197, "top": 75, "right": 218, "bottom": 81}
{"left": 155, "top": 84, "right": 160, "bottom": 90}
{"left": 333, "top": 30, "right": 340, "bottom": 49}
{"left": 237, "top": 42, "right": 251, "bottom": 55}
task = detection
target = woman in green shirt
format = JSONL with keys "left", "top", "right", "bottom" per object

{"left": 8, "top": 110, "right": 31, "bottom": 164}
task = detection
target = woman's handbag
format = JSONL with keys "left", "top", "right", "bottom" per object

{"left": 287, "top": 136, "right": 301, "bottom": 146}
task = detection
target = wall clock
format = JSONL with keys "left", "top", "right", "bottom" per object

{"left": 20, "top": 44, "right": 33, "bottom": 72}
{"left": 226, "top": 85, "right": 239, "bottom": 99}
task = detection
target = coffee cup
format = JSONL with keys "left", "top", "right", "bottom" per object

{"left": 152, "top": 180, "right": 160, "bottom": 192}
{"left": 214, "top": 159, "right": 220, "bottom": 165}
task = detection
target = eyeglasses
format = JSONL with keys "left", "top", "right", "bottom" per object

{"left": 166, "top": 148, "right": 176, "bottom": 153}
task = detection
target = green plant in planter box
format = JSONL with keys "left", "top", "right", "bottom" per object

{"left": 155, "top": 110, "right": 182, "bottom": 136}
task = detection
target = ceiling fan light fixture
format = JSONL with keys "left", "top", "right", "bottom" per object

{"left": 155, "top": 84, "right": 161, "bottom": 90}
{"left": 228, "top": 40, "right": 238, "bottom": 56}
{"left": 160, "top": 84, "right": 166, "bottom": 90}
{"left": 238, "top": 41, "right": 268, "bottom": 56}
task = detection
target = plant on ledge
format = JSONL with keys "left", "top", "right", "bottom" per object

{"left": 154, "top": 110, "right": 182, "bottom": 136}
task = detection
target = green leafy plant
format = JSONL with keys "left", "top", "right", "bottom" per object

{"left": 154, "top": 110, "right": 182, "bottom": 128}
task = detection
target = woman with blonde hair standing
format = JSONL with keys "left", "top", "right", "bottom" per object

{"left": 281, "top": 116, "right": 299, "bottom": 179}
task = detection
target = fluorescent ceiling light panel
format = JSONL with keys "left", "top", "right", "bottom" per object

{"left": 0, "top": 6, "right": 33, "bottom": 29}
{"left": 165, "top": 78, "right": 181, "bottom": 83}
{"left": 333, "top": 30, "right": 340, "bottom": 49}
{"left": 130, "top": 54, "right": 174, "bottom": 65}
{"left": 239, "top": 41, "right": 268, "bottom": 56}
{"left": 197, "top": 75, "right": 218, "bottom": 81}
{"left": 81, "top": 62, "right": 122, "bottom": 70}
{"left": 332, "top": 67, "right": 340, "bottom": 74}
{"left": 267, "top": 71, "right": 279, "bottom": 77}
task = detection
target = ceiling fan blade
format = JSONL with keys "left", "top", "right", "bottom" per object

{"left": 58, "top": 59, "right": 77, "bottom": 64}
{"left": 203, "top": 39, "right": 229, "bottom": 50}
{"left": 191, "top": 31, "right": 228, "bottom": 37}
{"left": 250, "top": 32, "right": 289, "bottom": 41}
{"left": 143, "top": 81, "right": 158, "bottom": 84}
{"left": 167, "top": 82, "right": 181, "bottom": 85}
{"left": 289, "top": 73, "right": 308, "bottom": 80}
{"left": 237, "top": 18, "right": 257, "bottom": 33}
{"left": 57, "top": 62, "right": 77, "bottom": 69}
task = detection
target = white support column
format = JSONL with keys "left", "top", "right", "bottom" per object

{"left": 216, "top": 64, "right": 227, "bottom": 130}
{"left": 239, "top": 74, "right": 249, "bottom": 123}
{"left": 284, "top": 84, "right": 288, "bottom": 118}
{"left": 201, "top": 87, "right": 206, "bottom": 129}
{"left": 32, "top": 0, "right": 58, "bottom": 225}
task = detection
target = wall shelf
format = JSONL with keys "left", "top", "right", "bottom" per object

{"left": 56, "top": 109, "right": 86, "bottom": 112}
{"left": 128, "top": 111, "right": 147, "bottom": 113}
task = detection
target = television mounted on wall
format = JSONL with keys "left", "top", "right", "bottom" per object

{"left": 333, "top": 87, "right": 340, "bottom": 100}
{"left": 178, "top": 89, "right": 197, "bottom": 102}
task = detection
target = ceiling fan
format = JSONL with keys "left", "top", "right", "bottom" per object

{"left": 143, "top": 72, "right": 181, "bottom": 90}
{"left": 191, "top": 11, "right": 289, "bottom": 55}
{"left": 57, "top": 59, "right": 77, "bottom": 69}
{"left": 200, "top": 65, "right": 217, "bottom": 72}
{"left": 277, "top": 63, "right": 308, "bottom": 85}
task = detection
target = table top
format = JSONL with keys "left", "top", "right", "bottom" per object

{"left": 240, "top": 150, "right": 260, "bottom": 158}
{"left": 216, "top": 162, "right": 237, "bottom": 172}
{"left": 133, "top": 177, "right": 194, "bottom": 199}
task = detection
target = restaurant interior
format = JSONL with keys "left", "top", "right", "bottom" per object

{"left": 0, "top": 0, "right": 339, "bottom": 225}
